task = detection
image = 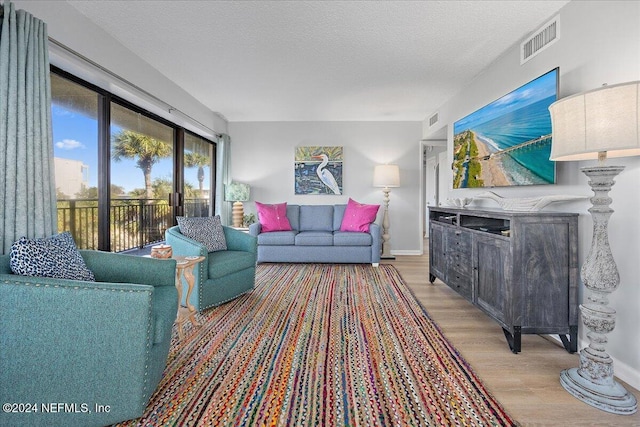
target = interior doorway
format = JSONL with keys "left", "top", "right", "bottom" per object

{"left": 420, "top": 139, "right": 446, "bottom": 248}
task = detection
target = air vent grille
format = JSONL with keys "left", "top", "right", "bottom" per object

{"left": 429, "top": 112, "right": 439, "bottom": 127}
{"left": 521, "top": 16, "right": 559, "bottom": 64}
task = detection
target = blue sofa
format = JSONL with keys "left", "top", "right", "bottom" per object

{"left": 249, "top": 204, "right": 381, "bottom": 266}
{"left": 165, "top": 225, "right": 257, "bottom": 312}
{"left": 0, "top": 251, "right": 177, "bottom": 427}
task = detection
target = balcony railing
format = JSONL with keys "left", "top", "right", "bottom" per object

{"left": 57, "top": 198, "right": 210, "bottom": 252}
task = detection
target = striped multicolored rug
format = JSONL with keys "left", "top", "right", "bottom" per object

{"left": 118, "top": 263, "right": 516, "bottom": 426}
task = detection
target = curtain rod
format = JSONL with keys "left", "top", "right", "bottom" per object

{"left": 48, "top": 36, "right": 223, "bottom": 138}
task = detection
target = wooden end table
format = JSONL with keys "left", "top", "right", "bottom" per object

{"left": 173, "top": 255, "right": 205, "bottom": 340}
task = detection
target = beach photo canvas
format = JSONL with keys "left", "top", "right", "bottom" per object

{"left": 453, "top": 68, "right": 558, "bottom": 188}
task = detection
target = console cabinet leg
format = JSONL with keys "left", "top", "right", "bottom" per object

{"left": 559, "top": 325, "right": 578, "bottom": 353}
{"left": 503, "top": 326, "right": 522, "bottom": 354}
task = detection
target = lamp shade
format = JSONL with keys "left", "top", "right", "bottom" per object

{"left": 373, "top": 164, "right": 400, "bottom": 188}
{"left": 224, "top": 182, "right": 250, "bottom": 202}
{"left": 549, "top": 81, "right": 640, "bottom": 161}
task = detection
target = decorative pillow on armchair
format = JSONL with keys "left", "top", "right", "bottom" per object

{"left": 10, "top": 231, "right": 95, "bottom": 281}
{"left": 177, "top": 215, "right": 227, "bottom": 252}
{"left": 340, "top": 198, "right": 380, "bottom": 232}
{"left": 255, "top": 202, "right": 292, "bottom": 232}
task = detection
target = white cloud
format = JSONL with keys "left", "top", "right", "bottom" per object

{"left": 55, "top": 139, "right": 86, "bottom": 150}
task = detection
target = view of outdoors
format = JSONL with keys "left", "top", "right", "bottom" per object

{"left": 51, "top": 72, "right": 215, "bottom": 252}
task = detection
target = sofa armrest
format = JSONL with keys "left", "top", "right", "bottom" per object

{"left": 369, "top": 223, "right": 382, "bottom": 264}
{"left": 80, "top": 250, "right": 176, "bottom": 287}
{"left": 249, "top": 222, "right": 261, "bottom": 236}
{"left": 224, "top": 226, "right": 258, "bottom": 253}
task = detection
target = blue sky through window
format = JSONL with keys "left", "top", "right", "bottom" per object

{"left": 52, "top": 105, "right": 203, "bottom": 194}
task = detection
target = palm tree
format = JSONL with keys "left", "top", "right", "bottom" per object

{"left": 111, "top": 130, "right": 172, "bottom": 199}
{"left": 184, "top": 152, "right": 209, "bottom": 197}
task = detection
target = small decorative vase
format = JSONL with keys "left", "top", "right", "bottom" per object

{"left": 151, "top": 244, "right": 173, "bottom": 259}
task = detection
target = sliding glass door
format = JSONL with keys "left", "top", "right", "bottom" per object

{"left": 50, "top": 67, "right": 217, "bottom": 252}
{"left": 109, "top": 102, "right": 175, "bottom": 252}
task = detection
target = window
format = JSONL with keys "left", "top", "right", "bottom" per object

{"left": 50, "top": 67, "right": 217, "bottom": 252}
{"left": 51, "top": 73, "right": 100, "bottom": 249}
{"left": 184, "top": 132, "right": 215, "bottom": 217}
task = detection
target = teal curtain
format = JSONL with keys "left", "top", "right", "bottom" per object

{"left": 215, "top": 133, "right": 232, "bottom": 225}
{"left": 0, "top": 2, "right": 57, "bottom": 254}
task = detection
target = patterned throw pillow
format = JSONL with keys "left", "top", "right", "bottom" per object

{"left": 10, "top": 231, "right": 95, "bottom": 281}
{"left": 176, "top": 216, "right": 227, "bottom": 252}
{"left": 340, "top": 198, "right": 380, "bottom": 232}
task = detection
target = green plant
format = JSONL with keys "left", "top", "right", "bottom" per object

{"left": 243, "top": 213, "right": 256, "bottom": 227}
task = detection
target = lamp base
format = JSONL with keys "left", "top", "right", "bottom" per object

{"left": 561, "top": 367, "right": 637, "bottom": 415}
{"left": 232, "top": 201, "right": 244, "bottom": 228}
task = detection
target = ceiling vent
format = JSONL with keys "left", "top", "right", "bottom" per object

{"left": 429, "top": 112, "right": 439, "bottom": 127}
{"left": 520, "top": 16, "right": 560, "bottom": 64}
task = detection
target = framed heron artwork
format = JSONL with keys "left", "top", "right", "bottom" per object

{"left": 294, "top": 146, "right": 343, "bottom": 195}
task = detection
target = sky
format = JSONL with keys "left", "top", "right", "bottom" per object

{"left": 52, "top": 106, "right": 206, "bottom": 195}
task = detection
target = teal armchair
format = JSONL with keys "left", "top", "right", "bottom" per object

{"left": 165, "top": 225, "right": 257, "bottom": 312}
{"left": 0, "top": 251, "right": 178, "bottom": 427}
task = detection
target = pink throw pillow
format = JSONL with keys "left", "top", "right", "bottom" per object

{"left": 340, "top": 198, "right": 380, "bottom": 232}
{"left": 255, "top": 202, "right": 292, "bottom": 232}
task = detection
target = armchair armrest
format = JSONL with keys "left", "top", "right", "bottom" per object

{"left": 224, "top": 226, "right": 258, "bottom": 253}
{"left": 165, "top": 225, "right": 208, "bottom": 258}
{"left": 0, "top": 276, "right": 165, "bottom": 426}
{"left": 80, "top": 250, "right": 176, "bottom": 287}
{"left": 166, "top": 225, "right": 210, "bottom": 283}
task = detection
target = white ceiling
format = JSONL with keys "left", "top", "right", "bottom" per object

{"left": 66, "top": 0, "right": 569, "bottom": 122}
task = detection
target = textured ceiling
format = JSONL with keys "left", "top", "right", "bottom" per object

{"left": 66, "top": 0, "right": 569, "bottom": 122}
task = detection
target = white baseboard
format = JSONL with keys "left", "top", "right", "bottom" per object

{"left": 391, "top": 250, "right": 423, "bottom": 256}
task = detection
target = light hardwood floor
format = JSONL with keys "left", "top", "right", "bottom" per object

{"left": 386, "top": 246, "right": 640, "bottom": 426}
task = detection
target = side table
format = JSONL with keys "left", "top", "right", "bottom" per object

{"left": 173, "top": 255, "right": 205, "bottom": 340}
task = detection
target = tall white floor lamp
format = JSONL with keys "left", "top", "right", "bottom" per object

{"left": 373, "top": 164, "right": 400, "bottom": 259}
{"left": 549, "top": 81, "right": 640, "bottom": 415}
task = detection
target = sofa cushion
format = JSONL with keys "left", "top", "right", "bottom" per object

{"left": 286, "top": 204, "right": 300, "bottom": 231}
{"left": 333, "top": 205, "right": 347, "bottom": 230}
{"left": 299, "top": 205, "right": 334, "bottom": 231}
{"left": 295, "top": 231, "right": 334, "bottom": 246}
{"left": 256, "top": 202, "right": 293, "bottom": 232}
{"left": 340, "top": 198, "right": 380, "bottom": 232}
{"left": 208, "top": 250, "right": 256, "bottom": 279}
{"left": 9, "top": 231, "right": 95, "bottom": 281}
{"left": 177, "top": 215, "right": 227, "bottom": 252}
{"left": 257, "top": 230, "right": 297, "bottom": 246}
{"left": 333, "top": 231, "right": 373, "bottom": 246}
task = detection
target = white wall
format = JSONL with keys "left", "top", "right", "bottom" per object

{"left": 228, "top": 121, "right": 423, "bottom": 255}
{"left": 12, "top": 0, "right": 227, "bottom": 138}
{"left": 423, "top": 0, "right": 640, "bottom": 389}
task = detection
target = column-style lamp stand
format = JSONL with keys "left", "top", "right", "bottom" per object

{"left": 549, "top": 81, "right": 640, "bottom": 415}
{"left": 224, "top": 182, "right": 250, "bottom": 228}
{"left": 373, "top": 164, "right": 400, "bottom": 260}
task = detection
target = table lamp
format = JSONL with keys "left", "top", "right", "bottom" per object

{"left": 373, "top": 164, "right": 400, "bottom": 259}
{"left": 549, "top": 81, "right": 640, "bottom": 415}
{"left": 225, "top": 182, "right": 250, "bottom": 228}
